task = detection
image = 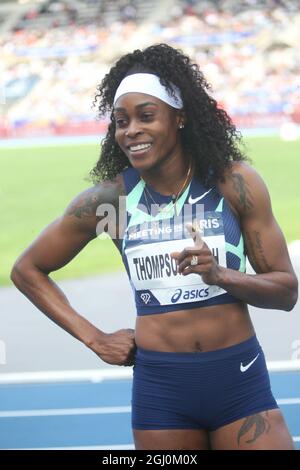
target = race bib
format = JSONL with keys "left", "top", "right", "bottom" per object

{"left": 125, "top": 233, "right": 227, "bottom": 306}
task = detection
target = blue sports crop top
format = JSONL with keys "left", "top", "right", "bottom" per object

{"left": 119, "top": 167, "right": 245, "bottom": 316}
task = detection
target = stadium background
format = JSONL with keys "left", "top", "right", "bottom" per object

{"left": 0, "top": 0, "right": 300, "bottom": 450}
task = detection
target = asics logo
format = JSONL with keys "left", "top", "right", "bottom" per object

{"left": 240, "top": 353, "right": 260, "bottom": 372}
{"left": 171, "top": 287, "right": 209, "bottom": 303}
{"left": 140, "top": 293, "right": 151, "bottom": 304}
{"left": 171, "top": 289, "right": 182, "bottom": 303}
{"left": 188, "top": 188, "right": 212, "bottom": 204}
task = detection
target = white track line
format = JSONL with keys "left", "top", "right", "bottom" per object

{"left": 276, "top": 398, "right": 300, "bottom": 405}
{"left": 0, "top": 368, "right": 133, "bottom": 384}
{"left": 1, "top": 399, "right": 299, "bottom": 419}
{"left": 0, "top": 406, "right": 131, "bottom": 418}
{"left": 267, "top": 360, "right": 300, "bottom": 372}
{"left": 1, "top": 360, "right": 300, "bottom": 385}
{"left": 15, "top": 444, "right": 135, "bottom": 450}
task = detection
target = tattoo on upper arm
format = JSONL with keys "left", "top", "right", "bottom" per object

{"left": 229, "top": 172, "right": 254, "bottom": 212}
{"left": 67, "top": 179, "right": 125, "bottom": 219}
{"left": 246, "top": 230, "right": 271, "bottom": 272}
{"left": 67, "top": 191, "right": 103, "bottom": 219}
{"left": 237, "top": 412, "right": 270, "bottom": 446}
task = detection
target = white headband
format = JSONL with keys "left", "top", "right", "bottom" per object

{"left": 113, "top": 73, "right": 183, "bottom": 109}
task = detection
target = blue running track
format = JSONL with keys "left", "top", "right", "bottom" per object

{"left": 0, "top": 371, "right": 299, "bottom": 449}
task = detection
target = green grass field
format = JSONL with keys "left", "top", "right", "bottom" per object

{"left": 1, "top": 136, "right": 299, "bottom": 286}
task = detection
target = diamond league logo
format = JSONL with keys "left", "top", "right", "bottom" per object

{"left": 140, "top": 293, "right": 151, "bottom": 304}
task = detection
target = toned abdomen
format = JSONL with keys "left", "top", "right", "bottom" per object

{"left": 135, "top": 302, "right": 255, "bottom": 352}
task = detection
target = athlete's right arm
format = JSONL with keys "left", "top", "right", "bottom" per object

{"left": 10, "top": 180, "right": 136, "bottom": 366}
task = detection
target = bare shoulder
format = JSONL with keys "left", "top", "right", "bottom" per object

{"left": 63, "top": 173, "right": 125, "bottom": 235}
{"left": 217, "top": 161, "right": 271, "bottom": 218}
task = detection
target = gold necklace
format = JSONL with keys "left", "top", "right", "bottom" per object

{"left": 142, "top": 163, "right": 192, "bottom": 216}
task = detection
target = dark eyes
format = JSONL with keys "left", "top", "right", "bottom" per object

{"left": 115, "top": 113, "right": 154, "bottom": 128}
{"left": 115, "top": 118, "right": 127, "bottom": 127}
{"left": 141, "top": 113, "right": 153, "bottom": 121}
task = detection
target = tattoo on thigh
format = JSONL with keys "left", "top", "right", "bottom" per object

{"left": 237, "top": 412, "right": 270, "bottom": 445}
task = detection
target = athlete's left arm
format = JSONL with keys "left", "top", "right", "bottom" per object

{"left": 216, "top": 162, "right": 298, "bottom": 310}
{"left": 172, "top": 162, "right": 298, "bottom": 310}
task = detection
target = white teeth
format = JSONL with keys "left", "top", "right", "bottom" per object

{"left": 129, "top": 143, "right": 152, "bottom": 152}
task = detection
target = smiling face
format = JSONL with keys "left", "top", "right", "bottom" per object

{"left": 113, "top": 92, "right": 183, "bottom": 172}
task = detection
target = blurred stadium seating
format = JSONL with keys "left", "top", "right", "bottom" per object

{"left": 0, "top": 0, "right": 299, "bottom": 138}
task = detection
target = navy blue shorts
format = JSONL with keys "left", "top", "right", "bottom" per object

{"left": 132, "top": 335, "right": 278, "bottom": 431}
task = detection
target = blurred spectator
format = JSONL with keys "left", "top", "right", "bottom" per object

{"left": 0, "top": 0, "right": 299, "bottom": 137}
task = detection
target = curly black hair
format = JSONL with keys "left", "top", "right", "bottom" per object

{"left": 90, "top": 43, "right": 247, "bottom": 186}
